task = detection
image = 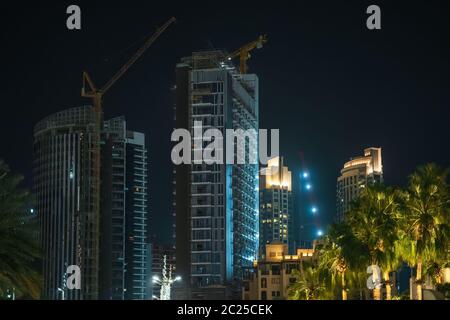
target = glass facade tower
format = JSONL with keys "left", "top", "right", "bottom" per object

{"left": 34, "top": 106, "right": 100, "bottom": 300}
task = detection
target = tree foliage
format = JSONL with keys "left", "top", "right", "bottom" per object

{"left": 0, "top": 159, "right": 42, "bottom": 299}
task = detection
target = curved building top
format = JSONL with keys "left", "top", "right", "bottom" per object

{"left": 34, "top": 105, "right": 95, "bottom": 136}
{"left": 341, "top": 147, "right": 383, "bottom": 176}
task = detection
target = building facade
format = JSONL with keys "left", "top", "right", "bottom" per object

{"left": 101, "top": 116, "right": 151, "bottom": 300}
{"left": 336, "top": 147, "right": 383, "bottom": 222}
{"left": 100, "top": 117, "right": 126, "bottom": 299}
{"left": 243, "top": 243, "right": 315, "bottom": 300}
{"left": 34, "top": 106, "right": 101, "bottom": 300}
{"left": 259, "top": 157, "right": 293, "bottom": 256}
{"left": 34, "top": 109, "right": 150, "bottom": 300}
{"left": 174, "top": 51, "right": 259, "bottom": 299}
{"left": 123, "top": 129, "right": 151, "bottom": 299}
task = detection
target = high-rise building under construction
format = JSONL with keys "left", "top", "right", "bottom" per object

{"left": 174, "top": 51, "right": 259, "bottom": 299}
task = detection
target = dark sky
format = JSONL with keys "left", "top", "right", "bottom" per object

{"left": 1, "top": 1, "right": 449, "bottom": 244}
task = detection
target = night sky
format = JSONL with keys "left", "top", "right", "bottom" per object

{"left": 1, "top": 1, "right": 449, "bottom": 244}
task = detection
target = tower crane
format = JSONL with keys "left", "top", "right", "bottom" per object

{"left": 79, "top": 17, "right": 176, "bottom": 257}
{"left": 81, "top": 17, "right": 176, "bottom": 116}
{"left": 226, "top": 34, "right": 268, "bottom": 74}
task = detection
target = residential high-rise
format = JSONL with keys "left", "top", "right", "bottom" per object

{"left": 174, "top": 51, "right": 259, "bottom": 299}
{"left": 259, "top": 157, "right": 293, "bottom": 256}
{"left": 123, "top": 128, "right": 151, "bottom": 300}
{"left": 100, "top": 117, "right": 126, "bottom": 299}
{"left": 336, "top": 147, "right": 383, "bottom": 222}
{"left": 100, "top": 116, "right": 150, "bottom": 300}
{"left": 33, "top": 106, "right": 100, "bottom": 300}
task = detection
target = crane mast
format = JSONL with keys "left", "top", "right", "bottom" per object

{"left": 79, "top": 19, "right": 175, "bottom": 287}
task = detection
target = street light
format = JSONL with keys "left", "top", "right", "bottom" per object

{"left": 305, "top": 184, "right": 312, "bottom": 190}
{"left": 317, "top": 230, "right": 324, "bottom": 237}
{"left": 6, "top": 288, "right": 15, "bottom": 300}
{"left": 153, "top": 255, "right": 181, "bottom": 300}
{"left": 311, "top": 206, "right": 318, "bottom": 214}
{"left": 57, "top": 287, "right": 65, "bottom": 300}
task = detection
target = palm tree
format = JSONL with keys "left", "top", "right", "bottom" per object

{"left": 317, "top": 223, "right": 367, "bottom": 300}
{"left": 288, "top": 267, "right": 327, "bottom": 300}
{"left": 380, "top": 244, "right": 402, "bottom": 300}
{"left": 318, "top": 238, "right": 348, "bottom": 300}
{"left": 398, "top": 164, "right": 450, "bottom": 300}
{"left": 346, "top": 269, "right": 371, "bottom": 300}
{"left": 0, "top": 159, "right": 42, "bottom": 299}
{"left": 425, "top": 260, "right": 449, "bottom": 285}
{"left": 347, "top": 184, "right": 401, "bottom": 300}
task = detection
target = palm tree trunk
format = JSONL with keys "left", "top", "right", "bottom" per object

{"left": 373, "top": 287, "right": 382, "bottom": 300}
{"left": 341, "top": 272, "right": 347, "bottom": 300}
{"left": 373, "top": 263, "right": 382, "bottom": 300}
{"left": 384, "top": 271, "right": 391, "bottom": 300}
{"left": 416, "top": 259, "right": 423, "bottom": 300}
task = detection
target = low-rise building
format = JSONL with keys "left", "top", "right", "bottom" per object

{"left": 243, "top": 243, "right": 315, "bottom": 300}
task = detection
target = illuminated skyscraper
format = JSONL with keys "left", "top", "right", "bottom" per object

{"left": 336, "top": 147, "right": 383, "bottom": 222}
{"left": 259, "top": 157, "right": 293, "bottom": 255}
{"left": 174, "top": 51, "right": 259, "bottom": 299}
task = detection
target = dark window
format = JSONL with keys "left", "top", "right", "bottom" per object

{"left": 271, "top": 265, "right": 281, "bottom": 275}
{"left": 261, "top": 277, "right": 267, "bottom": 288}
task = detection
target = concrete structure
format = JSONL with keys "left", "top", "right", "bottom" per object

{"left": 34, "top": 106, "right": 100, "bottom": 300}
{"left": 336, "top": 147, "right": 383, "bottom": 222}
{"left": 259, "top": 157, "right": 293, "bottom": 256}
{"left": 242, "top": 243, "right": 315, "bottom": 300}
{"left": 174, "top": 51, "right": 259, "bottom": 299}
